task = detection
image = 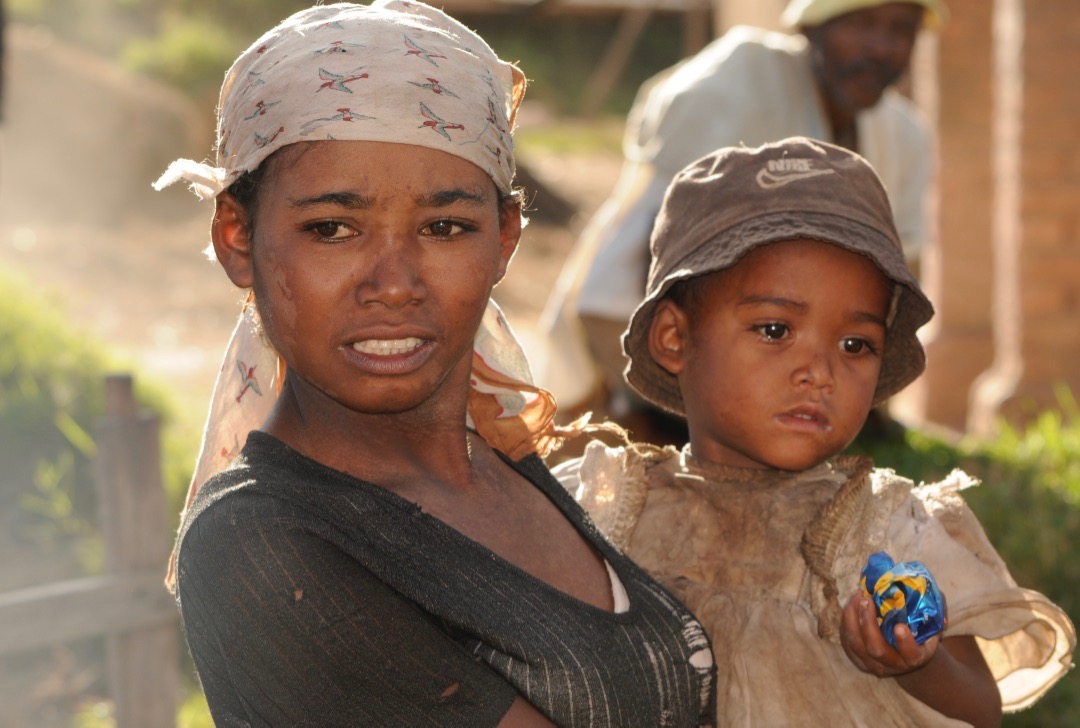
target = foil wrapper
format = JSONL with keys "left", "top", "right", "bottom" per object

{"left": 859, "top": 551, "right": 945, "bottom": 649}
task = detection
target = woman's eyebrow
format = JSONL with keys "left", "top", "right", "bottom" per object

{"left": 290, "top": 191, "right": 373, "bottom": 209}
{"left": 288, "top": 188, "right": 489, "bottom": 209}
{"left": 416, "top": 188, "right": 490, "bottom": 208}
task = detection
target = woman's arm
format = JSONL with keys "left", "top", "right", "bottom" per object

{"left": 498, "top": 698, "right": 556, "bottom": 727}
{"left": 177, "top": 494, "right": 523, "bottom": 726}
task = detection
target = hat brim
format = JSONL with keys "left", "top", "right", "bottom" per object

{"left": 623, "top": 210, "right": 935, "bottom": 416}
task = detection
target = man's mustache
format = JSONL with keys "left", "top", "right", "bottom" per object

{"left": 837, "top": 59, "right": 904, "bottom": 88}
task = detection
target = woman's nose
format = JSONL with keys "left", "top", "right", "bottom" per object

{"left": 355, "top": 236, "right": 425, "bottom": 308}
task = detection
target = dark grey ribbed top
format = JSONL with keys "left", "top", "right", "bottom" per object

{"left": 176, "top": 432, "right": 716, "bottom": 727}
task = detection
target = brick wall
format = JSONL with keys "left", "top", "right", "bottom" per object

{"left": 968, "top": 0, "right": 1080, "bottom": 431}
{"left": 903, "top": 0, "right": 996, "bottom": 430}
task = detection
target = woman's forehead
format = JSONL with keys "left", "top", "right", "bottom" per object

{"left": 265, "top": 140, "right": 498, "bottom": 194}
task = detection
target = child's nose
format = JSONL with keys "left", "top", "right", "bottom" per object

{"left": 793, "top": 350, "right": 836, "bottom": 392}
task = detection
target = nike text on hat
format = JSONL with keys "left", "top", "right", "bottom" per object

{"left": 622, "top": 136, "right": 935, "bottom": 416}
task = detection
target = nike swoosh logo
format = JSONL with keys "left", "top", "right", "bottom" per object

{"left": 755, "top": 167, "right": 836, "bottom": 189}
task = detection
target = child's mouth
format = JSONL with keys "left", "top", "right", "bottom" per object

{"left": 777, "top": 407, "right": 832, "bottom": 432}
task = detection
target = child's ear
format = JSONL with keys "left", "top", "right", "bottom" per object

{"left": 211, "top": 192, "right": 255, "bottom": 289}
{"left": 648, "top": 300, "right": 690, "bottom": 376}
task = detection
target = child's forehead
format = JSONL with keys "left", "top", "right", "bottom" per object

{"left": 723, "top": 237, "right": 883, "bottom": 272}
{"left": 699, "top": 237, "right": 892, "bottom": 298}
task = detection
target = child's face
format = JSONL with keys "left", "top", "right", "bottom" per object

{"left": 213, "top": 140, "right": 519, "bottom": 421}
{"left": 649, "top": 238, "right": 891, "bottom": 470}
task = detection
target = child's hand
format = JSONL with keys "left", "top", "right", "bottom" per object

{"left": 840, "top": 592, "right": 943, "bottom": 677}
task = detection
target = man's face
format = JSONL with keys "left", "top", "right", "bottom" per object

{"left": 806, "top": 2, "right": 924, "bottom": 117}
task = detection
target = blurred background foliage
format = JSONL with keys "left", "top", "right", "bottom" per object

{"left": 8, "top": 0, "right": 689, "bottom": 116}
{"left": 4, "top": 0, "right": 1077, "bottom": 724}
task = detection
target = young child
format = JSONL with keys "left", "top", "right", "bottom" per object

{"left": 556, "top": 137, "right": 1075, "bottom": 726}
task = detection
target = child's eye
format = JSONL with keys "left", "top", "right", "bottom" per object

{"left": 755, "top": 323, "right": 790, "bottom": 341}
{"left": 422, "top": 219, "right": 470, "bottom": 238}
{"left": 840, "top": 337, "right": 877, "bottom": 355}
{"left": 305, "top": 220, "right": 355, "bottom": 240}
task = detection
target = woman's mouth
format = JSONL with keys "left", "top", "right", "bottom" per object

{"left": 352, "top": 337, "right": 424, "bottom": 356}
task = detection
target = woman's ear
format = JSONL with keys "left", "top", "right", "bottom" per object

{"left": 495, "top": 202, "right": 522, "bottom": 283}
{"left": 648, "top": 300, "right": 690, "bottom": 376}
{"left": 211, "top": 192, "right": 255, "bottom": 289}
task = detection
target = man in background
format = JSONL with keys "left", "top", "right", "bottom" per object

{"left": 540, "top": 0, "right": 947, "bottom": 442}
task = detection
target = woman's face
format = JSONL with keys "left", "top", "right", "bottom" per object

{"left": 216, "top": 140, "right": 520, "bottom": 420}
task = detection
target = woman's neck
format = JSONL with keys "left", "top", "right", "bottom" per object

{"left": 263, "top": 378, "right": 479, "bottom": 491}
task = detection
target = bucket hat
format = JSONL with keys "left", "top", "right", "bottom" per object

{"left": 623, "top": 136, "right": 934, "bottom": 415}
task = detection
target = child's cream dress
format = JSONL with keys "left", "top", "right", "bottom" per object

{"left": 555, "top": 442, "right": 1075, "bottom": 726}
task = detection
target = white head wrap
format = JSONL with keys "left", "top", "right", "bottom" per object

{"left": 156, "top": 0, "right": 524, "bottom": 197}
{"left": 781, "top": 0, "right": 948, "bottom": 29}
{"left": 157, "top": 1, "right": 578, "bottom": 587}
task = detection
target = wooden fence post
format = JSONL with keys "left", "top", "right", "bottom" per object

{"left": 94, "top": 374, "right": 179, "bottom": 728}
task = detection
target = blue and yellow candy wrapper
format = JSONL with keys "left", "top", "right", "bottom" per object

{"left": 859, "top": 551, "right": 945, "bottom": 649}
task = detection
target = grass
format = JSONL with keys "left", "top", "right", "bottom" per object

{"left": 517, "top": 116, "right": 626, "bottom": 157}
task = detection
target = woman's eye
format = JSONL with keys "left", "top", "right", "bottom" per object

{"left": 757, "top": 323, "right": 789, "bottom": 341}
{"left": 308, "top": 221, "right": 353, "bottom": 240}
{"left": 424, "top": 219, "right": 466, "bottom": 238}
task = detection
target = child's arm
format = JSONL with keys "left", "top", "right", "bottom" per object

{"left": 841, "top": 593, "right": 1002, "bottom": 728}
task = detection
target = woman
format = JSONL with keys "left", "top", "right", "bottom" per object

{"left": 155, "top": 2, "right": 715, "bottom": 725}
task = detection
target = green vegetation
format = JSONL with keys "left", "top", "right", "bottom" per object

{"left": 516, "top": 117, "right": 626, "bottom": 157}
{"left": 10, "top": 0, "right": 689, "bottom": 115}
{"left": 0, "top": 270, "right": 195, "bottom": 545}
{"left": 0, "top": 270, "right": 197, "bottom": 724}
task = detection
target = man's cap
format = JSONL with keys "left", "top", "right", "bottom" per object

{"left": 781, "top": 0, "right": 949, "bottom": 30}
{"left": 623, "top": 136, "right": 935, "bottom": 415}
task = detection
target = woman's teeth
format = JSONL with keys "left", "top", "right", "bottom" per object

{"left": 352, "top": 338, "right": 423, "bottom": 355}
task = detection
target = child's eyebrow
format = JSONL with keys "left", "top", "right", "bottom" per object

{"left": 737, "top": 295, "right": 807, "bottom": 312}
{"left": 290, "top": 188, "right": 489, "bottom": 210}
{"left": 849, "top": 310, "right": 888, "bottom": 327}
{"left": 738, "top": 295, "right": 887, "bottom": 327}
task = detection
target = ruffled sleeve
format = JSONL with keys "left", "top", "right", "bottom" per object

{"left": 883, "top": 469, "right": 1076, "bottom": 712}
{"left": 551, "top": 440, "right": 675, "bottom": 551}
